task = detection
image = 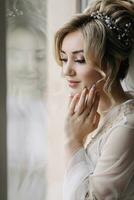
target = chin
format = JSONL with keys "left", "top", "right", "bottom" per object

{"left": 69, "top": 87, "right": 83, "bottom": 96}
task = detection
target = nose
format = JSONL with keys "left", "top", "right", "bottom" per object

{"left": 62, "top": 60, "right": 75, "bottom": 77}
{"left": 22, "top": 53, "right": 36, "bottom": 75}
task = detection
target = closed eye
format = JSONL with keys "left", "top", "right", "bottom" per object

{"left": 74, "top": 59, "right": 86, "bottom": 64}
{"left": 36, "top": 55, "right": 46, "bottom": 61}
{"left": 60, "top": 58, "right": 86, "bottom": 64}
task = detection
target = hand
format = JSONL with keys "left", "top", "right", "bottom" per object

{"left": 65, "top": 85, "right": 100, "bottom": 149}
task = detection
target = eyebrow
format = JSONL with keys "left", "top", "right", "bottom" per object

{"left": 61, "top": 50, "right": 84, "bottom": 54}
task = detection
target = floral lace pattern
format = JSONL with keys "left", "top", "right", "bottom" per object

{"left": 63, "top": 98, "right": 134, "bottom": 200}
{"left": 86, "top": 99, "right": 134, "bottom": 148}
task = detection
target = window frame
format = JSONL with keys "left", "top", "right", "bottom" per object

{"left": 0, "top": 0, "right": 7, "bottom": 200}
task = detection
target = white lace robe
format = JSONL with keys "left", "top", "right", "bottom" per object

{"left": 63, "top": 99, "right": 134, "bottom": 200}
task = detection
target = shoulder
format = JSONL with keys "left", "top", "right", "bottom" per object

{"left": 105, "top": 99, "right": 134, "bottom": 146}
{"left": 107, "top": 99, "right": 134, "bottom": 130}
{"left": 99, "top": 99, "right": 134, "bottom": 148}
{"left": 100, "top": 100, "right": 134, "bottom": 159}
{"left": 119, "top": 99, "right": 134, "bottom": 129}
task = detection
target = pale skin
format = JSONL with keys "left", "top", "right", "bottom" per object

{"left": 7, "top": 28, "right": 46, "bottom": 97}
{"left": 60, "top": 30, "right": 131, "bottom": 160}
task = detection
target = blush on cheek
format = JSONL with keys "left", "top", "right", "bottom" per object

{"left": 82, "top": 69, "right": 102, "bottom": 85}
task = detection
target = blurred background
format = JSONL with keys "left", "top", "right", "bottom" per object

{"left": 0, "top": 0, "right": 133, "bottom": 200}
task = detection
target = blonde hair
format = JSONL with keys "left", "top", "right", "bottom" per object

{"left": 54, "top": 0, "right": 134, "bottom": 95}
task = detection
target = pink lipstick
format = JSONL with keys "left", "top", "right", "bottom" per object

{"left": 68, "top": 80, "right": 80, "bottom": 88}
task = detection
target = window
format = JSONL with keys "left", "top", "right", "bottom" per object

{"left": 6, "top": 0, "right": 47, "bottom": 200}
{"left": 78, "top": 0, "right": 91, "bottom": 12}
{"left": 0, "top": 0, "right": 7, "bottom": 200}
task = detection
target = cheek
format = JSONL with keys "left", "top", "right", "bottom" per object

{"left": 80, "top": 69, "right": 102, "bottom": 82}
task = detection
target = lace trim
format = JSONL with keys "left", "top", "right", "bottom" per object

{"left": 86, "top": 99, "right": 134, "bottom": 147}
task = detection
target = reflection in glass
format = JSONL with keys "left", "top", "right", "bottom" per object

{"left": 6, "top": 0, "right": 47, "bottom": 199}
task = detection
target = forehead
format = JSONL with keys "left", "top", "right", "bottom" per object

{"left": 61, "top": 31, "right": 84, "bottom": 53}
{"left": 7, "top": 28, "right": 45, "bottom": 51}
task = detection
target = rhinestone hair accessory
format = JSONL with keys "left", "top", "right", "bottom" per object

{"left": 91, "top": 11, "right": 133, "bottom": 47}
{"left": 7, "top": 8, "right": 23, "bottom": 17}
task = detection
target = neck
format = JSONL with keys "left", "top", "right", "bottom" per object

{"left": 98, "top": 81, "right": 131, "bottom": 116}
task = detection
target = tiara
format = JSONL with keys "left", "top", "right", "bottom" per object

{"left": 7, "top": 8, "right": 23, "bottom": 17}
{"left": 90, "top": 11, "right": 133, "bottom": 47}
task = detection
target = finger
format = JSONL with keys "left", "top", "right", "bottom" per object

{"left": 93, "top": 112, "right": 100, "bottom": 128}
{"left": 68, "top": 93, "right": 80, "bottom": 116}
{"left": 83, "top": 92, "right": 100, "bottom": 120}
{"left": 81, "top": 84, "right": 96, "bottom": 118}
{"left": 75, "top": 88, "right": 87, "bottom": 115}
{"left": 68, "top": 94, "right": 74, "bottom": 107}
{"left": 86, "top": 84, "right": 96, "bottom": 111}
{"left": 89, "top": 93, "right": 100, "bottom": 121}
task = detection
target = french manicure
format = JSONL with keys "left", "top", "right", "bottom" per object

{"left": 83, "top": 87, "right": 87, "bottom": 93}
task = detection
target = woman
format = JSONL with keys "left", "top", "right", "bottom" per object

{"left": 6, "top": 0, "right": 47, "bottom": 199}
{"left": 54, "top": 0, "right": 134, "bottom": 199}
{"left": 7, "top": 0, "right": 47, "bottom": 98}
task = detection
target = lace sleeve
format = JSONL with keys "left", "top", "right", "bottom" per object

{"left": 89, "top": 125, "right": 134, "bottom": 200}
{"left": 63, "top": 124, "right": 134, "bottom": 200}
{"left": 63, "top": 148, "right": 93, "bottom": 200}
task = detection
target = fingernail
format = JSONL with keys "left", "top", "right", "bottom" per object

{"left": 83, "top": 87, "right": 87, "bottom": 92}
{"left": 91, "top": 84, "right": 96, "bottom": 91}
{"left": 76, "top": 93, "right": 80, "bottom": 97}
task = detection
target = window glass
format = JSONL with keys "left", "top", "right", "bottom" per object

{"left": 6, "top": 0, "right": 102, "bottom": 200}
{"left": 6, "top": 0, "right": 47, "bottom": 199}
{"left": 0, "top": 1, "right": 7, "bottom": 200}
{"left": 79, "top": 0, "right": 91, "bottom": 12}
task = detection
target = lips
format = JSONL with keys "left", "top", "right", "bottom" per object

{"left": 68, "top": 80, "right": 80, "bottom": 88}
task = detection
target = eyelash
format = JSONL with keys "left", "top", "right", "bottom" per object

{"left": 75, "top": 59, "right": 86, "bottom": 64}
{"left": 60, "top": 58, "right": 86, "bottom": 64}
